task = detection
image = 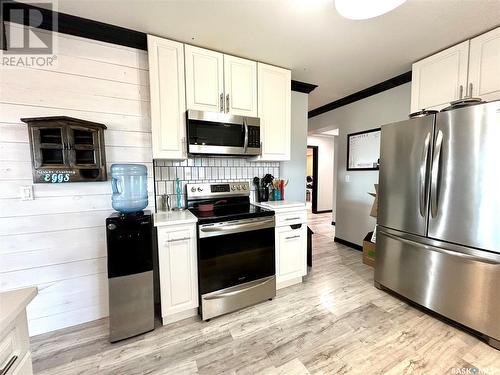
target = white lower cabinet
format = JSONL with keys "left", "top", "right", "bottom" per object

{"left": 275, "top": 210, "right": 307, "bottom": 289}
{"left": 11, "top": 353, "right": 32, "bottom": 375}
{"left": 157, "top": 224, "right": 198, "bottom": 324}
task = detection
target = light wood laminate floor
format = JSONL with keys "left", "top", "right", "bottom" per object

{"left": 31, "top": 212, "right": 500, "bottom": 374}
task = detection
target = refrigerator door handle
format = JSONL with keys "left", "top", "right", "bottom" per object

{"left": 381, "top": 231, "right": 500, "bottom": 265}
{"left": 431, "top": 130, "right": 444, "bottom": 218}
{"left": 419, "top": 132, "right": 431, "bottom": 217}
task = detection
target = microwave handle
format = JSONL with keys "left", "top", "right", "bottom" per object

{"left": 243, "top": 118, "right": 249, "bottom": 153}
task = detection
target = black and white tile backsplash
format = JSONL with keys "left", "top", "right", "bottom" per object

{"left": 154, "top": 156, "right": 280, "bottom": 210}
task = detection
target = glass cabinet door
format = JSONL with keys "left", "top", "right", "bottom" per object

{"left": 32, "top": 127, "right": 67, "bottom": 168}
{"left": 66, "top": 126, "right": 100, "bottom": 168}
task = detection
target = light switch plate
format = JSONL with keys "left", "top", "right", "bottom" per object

{"left": 345, "top": 175, "right": 350, "bottom": 183}
{"left": 20, "top": 185, "right": 34, "bottom": 201}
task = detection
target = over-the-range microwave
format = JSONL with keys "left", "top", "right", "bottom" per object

{"left": 186, "top": 110, "right": 261, "bottom": 156}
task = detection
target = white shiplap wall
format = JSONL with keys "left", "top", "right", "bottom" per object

{"left": 0, "top": 24, "right": 153, "bottom": 336}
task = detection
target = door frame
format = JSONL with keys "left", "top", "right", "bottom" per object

{"left": 307, "top": 145, "right": 319, "bottom": 214}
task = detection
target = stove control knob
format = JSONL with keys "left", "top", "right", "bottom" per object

{"left": 242, "top": 185, "right": 247, "bottom": 190}
{"left": 197, "top": 187, "right": 203, "bottom": 192}
{"left": 237, "top": 185, "right": 242, "bottom": 190}
{"left": 191, "top": 187, "right": 196, "bottom": 192}
{"left": 231, "top": 185, "right": 236, "bottom": 191}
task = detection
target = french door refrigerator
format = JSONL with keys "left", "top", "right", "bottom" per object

{"left": 375, "top": 100, "right": 500, "bottom": 349}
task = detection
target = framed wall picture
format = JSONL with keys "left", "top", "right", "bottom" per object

{"left": 347, "top": 128, "right": 381, "bottom": 171}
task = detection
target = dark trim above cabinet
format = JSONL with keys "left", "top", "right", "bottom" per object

{"left": 308, "top": 71, "right": 412, "bottom": 118}
{"left": 291, "top": 80, "right": 318, "bottom": 94}
{"left": 4, "top": 1, "right": 317, "bottom": 94}
{"left": 3, "top": 1, "right": 147, "bottom": 50}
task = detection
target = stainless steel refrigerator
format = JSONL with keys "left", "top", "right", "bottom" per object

{"left": 375, "top": 100, "right": 500, "bottom": 349}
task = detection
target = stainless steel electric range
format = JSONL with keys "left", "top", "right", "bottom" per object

{"left": 186, "top": 181, "right": 276, "bottom": 320}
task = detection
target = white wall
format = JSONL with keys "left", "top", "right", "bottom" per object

{"left": 281, "top": 91, "right": 308, "bottom": 203}
{"left": 308, "top": 82, "right": 411, "bottom": 245}
{"left": 0, "top": 24, "right": 153, "bottom": 336}
{"left": 307, "top": 135, "right": 335, "bottom": 212}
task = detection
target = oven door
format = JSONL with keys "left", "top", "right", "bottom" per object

{"left": 187, "top": 110, "right": 261, "bottom": 156}
{"left": 198, "top": 216, "right": 275, "bottom": 295}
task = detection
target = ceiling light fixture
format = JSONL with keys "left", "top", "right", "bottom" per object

{"left": 335, "top": 0, "right": 407, "bottom": 20}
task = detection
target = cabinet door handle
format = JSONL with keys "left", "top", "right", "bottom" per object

{"left": 459, "top": 85, "right": 464, "bottom": 99}
{"left": 1, "top": 355, "right": 17, "bottom": 375}
{"left": 469, "top": 82, "right": 473, "bottom": 97}
{"left": 226, "top": 94, "right": 230, "bottom": 113}
{"left": 166, "top": 237, "right": 190, "bottom": 243}
{"left": 220, "top": 93, "right": 224, "bottom": 112}
{"left": 285, "top": 217, "right": 300, "bottom": 221}
{"left": 285, "top": 235, "right": 300, "bottom": 240}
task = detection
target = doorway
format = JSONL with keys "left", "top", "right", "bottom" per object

{"left": 306, "top": 145, "right": 318, "bottom": 213}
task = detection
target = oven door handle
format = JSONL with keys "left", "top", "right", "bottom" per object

{"left": 203, "top": 277, "right": 274, "bottom": 300}
{"left": 199, "top": 218, "right": 274, "bottom": 238}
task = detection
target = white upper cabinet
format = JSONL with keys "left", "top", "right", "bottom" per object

{"left": 468, "top": 27, "right": 500, "bottom": 102}
{"left": 185, "top": 46, "right": 257, "bottom": 116}
{"left": 223, "top": 55, "right": 257, "bottom": 116}
{"left": 147, "top": 35, "right": 187, "bottom": 160}
{"left": 257, "top": 63, "right": 291, "bottom": 161}
{"left": 185, "top": 45, "right": 224, "bottom": 113}
{"left": 411, "top": 41, "right": 469, "bottom": 113}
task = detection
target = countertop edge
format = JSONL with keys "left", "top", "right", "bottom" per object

{"left": 153, "top": 210, "right": 198, "bottom": 227}
{"left": 0, "top": 286, "right": 38, "bottom": 334}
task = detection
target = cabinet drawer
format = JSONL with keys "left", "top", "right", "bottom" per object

{"left": 11, "top": 352, "right": 32, "bottom": 375}
{"left": 0, "top": 330, "right": 17, "bottom": 373}
{"left": 276, "top": 210, "right": 307, "bottom": 227}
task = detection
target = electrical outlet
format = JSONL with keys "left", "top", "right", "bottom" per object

{"left": 20, "top": 185, "right": 34, "bottom": 201}
{"left": 345, "top": 175, "right": 350, "bottom": 183}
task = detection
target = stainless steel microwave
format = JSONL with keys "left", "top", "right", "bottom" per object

{"left": 186, "top": 110, "right": 261, "bottom": 156}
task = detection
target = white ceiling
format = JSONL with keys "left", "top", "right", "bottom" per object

{"left": 47, "top": 0, "right": 500, "bottom": 110}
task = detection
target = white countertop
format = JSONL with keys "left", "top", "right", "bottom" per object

{"left": 0, "top": 287, "right": 38, "bottom": 333}
{"left": 253, "top": 200, "right": 306, "bottom": 212}
{"left": 258, "top": 201, "right": 305, "bottom": 209}
{"left": 154, "top": 210, "right": 198, "bottom": 227}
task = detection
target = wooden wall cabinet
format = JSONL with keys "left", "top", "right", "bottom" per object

{"left": 21, "top": 116, "right": 107, "bottom": 183}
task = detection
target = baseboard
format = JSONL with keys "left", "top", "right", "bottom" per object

{"left": 334, "top": 237, "right": 362, "bottom": 251}
{"left": 313, "top": 209, "right": 332, "bottom": 214}
{"left": 162, "top": 308, "right": 198, "bottom": 325}
{"left": 276, "top": 276, "right": 303, "bottom": 290}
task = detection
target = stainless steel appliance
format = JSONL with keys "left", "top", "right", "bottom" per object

{"left": 106, "top": 211, "right": 154, "bottom": 342}
{"left": 375, "top": 100, "right": 500, "bottom": 349}
{"left": 186, "top": 110, "right": 261, "bottom": 156}
{"left": 187, "top": 181, "right": 276, "bottom": 320}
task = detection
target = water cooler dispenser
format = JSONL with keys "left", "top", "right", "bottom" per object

{"left": 106, "top": 164, "right": 154, "bottom": 342}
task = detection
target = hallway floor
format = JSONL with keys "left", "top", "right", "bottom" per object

{"left": 30, "top": 213, "right": 500, "bottom": 374}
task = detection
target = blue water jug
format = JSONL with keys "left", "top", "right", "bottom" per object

{"left": 111, "top": 164, "right": 148, "bottom": 213}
